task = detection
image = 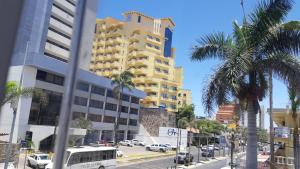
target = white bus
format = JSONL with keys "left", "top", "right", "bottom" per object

{"left": 46, "top": 146, "right": 116, "bottom": 169}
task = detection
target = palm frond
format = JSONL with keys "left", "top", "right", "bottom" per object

{"left": 191, "top": 32, "right": 233, "bottom": 62}
{"left": 260, "top": 53, "right": 300, "bottom": 84}
{"left": 263, "top": 28, "right": 300, "bottom": 55}
{"left": 248, "top": 0, "right": 293, "bottom": 46}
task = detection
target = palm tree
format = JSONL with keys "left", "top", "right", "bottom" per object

{"left": 197, "top": 119, "right": 209, "bottom": 160}
{"left": 288, "top": 81, "right": 300, "bottom": 169}
{"left": 176, "top": 104, "right": 196, "bottom": 166}
{"left": 191, "top": 1, "right": 300, "bottom": 168}
{"left": 111, "top": 71, "right": 134, "bottom": 145}
{"left": 1, "top": 81, "right": 47, "bottom": 169}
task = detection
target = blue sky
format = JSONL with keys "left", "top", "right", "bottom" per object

{"left": 96, "top": 0, "right": 300, "bottom": 117}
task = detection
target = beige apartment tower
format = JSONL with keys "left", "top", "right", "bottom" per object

{"left": 90, "top": 11, "right": 191, "bottom": 112}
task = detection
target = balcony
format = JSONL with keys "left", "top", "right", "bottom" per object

{"left": 53, "top": 0, "right": 75, "bottom": 15}
{"left": 47, "top": 29, "right": 71, "bottom": 49}
{"left": 45, "top": 42, "right": 69, "bottom": 60}
{"left": 127, "top": 59, "right": 147, "bottom": 67}
{"left": 49, "top": 17, "right": 72, "bottom": 37}
{"left": 51, "top": 5, "right": 74, "bottom": 25}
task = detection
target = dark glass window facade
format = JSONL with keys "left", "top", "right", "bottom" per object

{"left": 103, "top": 116, "right": 115, "bottom": 123}
{"left": 76, "top": 81, "right": 89, "bottom": 92}
{"left": 118, "top": 118, "right": 128, "bottom": 125}
{"left": 36, "top": 70, "right": 64, "bottom": 86}
{"left": 106, "top": 90, "right": 114, "bottom": 98}
{"left": 119, "top": 106, "right": 129, "bottom": 113}
{"left": 163, "top": 27, "right": 173, "bottom": 57}
{"left": 87, "top": 113, "right": 102, "bottom": 122}
{"left": 74, "top": 96, "right": 88, "bottom": 106}
{"left": 129, "top": 119, "right": 138, "bottom": 126}
{"left": 105, "top": 103, "right": 117, "bottom": 111}
{"left": 131, "top": 97, "right": 139, "bottom": 104}
{"left": 121, "top": 94, "right": 130, "bottom": 102}
{"left": 28, "top": 89, "right": 62, "bottom": 126}
{"left": 130, "top": 108, "right": 138, "bottom": 115}
{"left": 72, "top": 112, "right": 86, "bottom": 120}
{"left": 91, "top": 85, "right": 105, "bottom": 95}
{"left": 89, "top": 100, "right": 104, "bottom": 109}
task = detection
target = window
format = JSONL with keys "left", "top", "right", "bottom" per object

{"left": 76, "top": 81, "right": 89, "bottom": 92}
{"left": 183, "top": 94, "right": 187, "bottom": 97}
{"left": 154, "top": 45, "right": 160, "bottom": 50}
{"left": 131, "top": 97, "right": 139, "bottom": 104}
{"left": 91, "top": 85, "right": 105, "bottom": 95}
{"left": 72, "top": 112, "right": 85, "bottom": 120}
{"left": 178, "top": 93, "right": 181, "bottom": 97}
{"left": 87, "top": 114, "right": 102, "bottom": 122}
{"left": 118, "top": 118, "right": 127, "bottom": 125}
{"left": 36, "top": 70, "right": 64, "bottom": 86}
{"left": 171, "top": 95, "right": 177, "bottom": 100}
{"left": 89, "top": 100, "right": 104, "bottom": 109}
{"left": 74, "top": 96, "right": 88, "bottom": 106}
{"left": 170, "top": 104, "right": 177, "bottom": 110}
{"left": 163, "top": 70, "right": 169, "bottom": 74}
{"left": 161, "top": 93, "right": 168, "bottom": 98}
{"left": 137, "top": 15, "right": 141, "bottom": 23}
{"left": 119, "top": 106, "right": 129, "bottom": 113}
{"left": 105, "top": 103, "right": 117, "bottom": 111}
{"left": 106, "top": 90, "right": 114, "bottom": 98}
{"left": 171, "top": 86, "right": 177, "bottom": 91}
{"left": 155, "top": 37, "right": 160, "bottom": 42}
{"left": 121, "top": 94, "right": 130, "bottom": 102}
{"left": 130, "top": 108, "right": 138, "bottom": 115}
{"left": 129, "top": 119, "right": 138, "bottom": 126}
{"left": 103, "top": 116, "right": 115, "bottom": 123}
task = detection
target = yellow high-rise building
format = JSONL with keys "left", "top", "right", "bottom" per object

{"left": 90, "top": 11, "right": 191, "bottom": 112}
{"left": 177, "top": 89, "right": 192, "bottom": 107}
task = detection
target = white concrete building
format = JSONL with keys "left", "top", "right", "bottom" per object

{"left": 0, "top": 0, "right": 145, "bottom": 151}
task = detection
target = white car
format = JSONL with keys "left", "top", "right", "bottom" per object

{"left": 119, "top": 140, "right": 134, "bottom": 147}
{"left": 164, "top": 144, "right": 177, "bottom": 150}
{"left": 27, "top": 153, "right": 51, "bottom": 169}
{"left": 117, "top": 149, "right": 124, "bottom": 157}
{"left": 131, "top": 139, "right": 145, "bottom": 146}
{"left": 145, "top": 144, "right": 167, "bottom": 152}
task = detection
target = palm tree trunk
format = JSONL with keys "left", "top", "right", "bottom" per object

{"left": 4, "top": 109, "right": 17, "bottom": 169}
{"left": 114, "top": 88, "right": 123, "bottom": 145}
{"left": 188, "top": 131, "right": 191, "bottom": 165}
{"left": 269, "top": 69, "right": 275, "bottom": 169}
{"left": 245, "top": 100, "right": 258, "bottom": 169}
{"left": 206, "top": 136, "right": 208, "bottom": 161}
{"left": 230, "top": 134, "right": 234, "bottom": 169}
{"left": 293, "top": 117, "right": 299, "bottom": 169}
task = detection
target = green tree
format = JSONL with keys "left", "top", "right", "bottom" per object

{"left": 111, "top": 71, "right": 134, "bottom": 145}
{"left": 2, "top": 81, "right": 47, "bottom": 169}
{"left": 191, "top": 0, "right": 300, "bottom": 167}
{"left": 176, "top": 104, "right": 196, "bottom": 166}
{"left": 257, "top": 128, "right": 268, "bottom": 143}
{"left": 288, "top": 81, "right": 300, "bottom": 169}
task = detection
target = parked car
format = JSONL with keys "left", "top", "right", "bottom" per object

{"left": 145, "top": 144, "right": 167, "bottom": 152}
{"left": 119, "top": 140, "right": 134, "bottom": 147}
{"left": 131, "top": 139, "right": 145, "bottom": 146}
{"left": 201, "top": 145, "right": 214, "bottom": 151}
{"left": 164, "top": 143, "right": 177, "bottom": 150}
{"left": 116, "top": 148, "right": 123, "bottom": 157}
{"left": 27, "top": 153, "right": 51, "bottom": 169}
{"left": 201, "top": 149, "right": 214, "bottom": 157}
{"left": 174, "top": 152, "right": 193, "bottom": 164}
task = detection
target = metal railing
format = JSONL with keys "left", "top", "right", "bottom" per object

{"left": 274, "top": 156, "right": 294, "bottom": 166}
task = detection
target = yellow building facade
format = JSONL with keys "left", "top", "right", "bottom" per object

{"left": 272, "top": 108, "right": 300, "bottom": 163}
{"left": 177, "top": 89, "right": 192, "bottom": 107}
{"left": 90, "top": 11, "right": 191, "bottom": 112}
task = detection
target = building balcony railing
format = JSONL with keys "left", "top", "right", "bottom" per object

{"left": 274, "top": 156, "right": 294, "bottom": 166}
